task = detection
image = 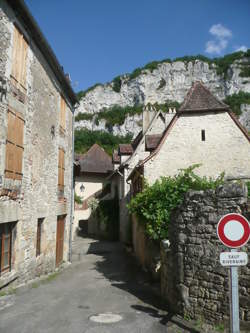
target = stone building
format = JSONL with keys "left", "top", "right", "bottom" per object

{"left": 74, "top": 144, "right": 113, "bottom": 234}
{"left": 0, "top": 0, "right": 78, "bottom": 288}
{"left": 129, "top": 82, "right": 250, "bottom": 187}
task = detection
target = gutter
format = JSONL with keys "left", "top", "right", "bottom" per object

{"left": 68, "top": 103, "right": 78, "bottom": 262}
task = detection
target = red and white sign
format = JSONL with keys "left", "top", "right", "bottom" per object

{"left": 217, "top": 213, "right": 250, "bottom": 248}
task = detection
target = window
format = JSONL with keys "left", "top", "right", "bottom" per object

{"left": 60, "top": 95, "right": 66, "bottom": 132}
{"left": 11, "top": 26, "right": 28, "bottom": 93}
{"left": 201, "top": 129, "right": 206, "bottom": 141}
{"left": 0, "top": 223, "right": 13, "bottom": 274}
{"left": 36, "top": 219, "right": 43, "bottom": 257}
{"left": 58, "top": 148, "right": 65, "bottom": 192}
{"left": 5, "top": 109, "right": 24, "bottom": 180}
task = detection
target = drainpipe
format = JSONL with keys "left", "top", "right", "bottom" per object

{"left": 68, "top": 103, "right": 78, "bottom": 262}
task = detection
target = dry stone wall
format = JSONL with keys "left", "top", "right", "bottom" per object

{"left": 161, "top": 183, "right": 250, "bottom": 328}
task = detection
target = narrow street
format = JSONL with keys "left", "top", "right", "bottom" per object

{"left": 0, "top": 237, "right": 197, "bottom": 333}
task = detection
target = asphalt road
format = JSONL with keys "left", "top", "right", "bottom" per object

{"left": 0, "top": 237, "right": 199, "bottom": 333}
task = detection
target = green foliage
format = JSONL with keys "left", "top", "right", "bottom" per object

{"left": 152, "top": 100, "right": 180, "bottom": 112}
{"left": 128, "top": 165, "right": 224, "bottom": 242}
{"left": 246, "top": 181, "right": 250, "bottom": 198}
{"left": 74, "top": 192, "right": 82, "bottom": 204}
{"left": 224, "top": 91, "right": 250, "bottom": 116}
{"left": 112, "top": 76, "right": 122, "bottom": 93}
{"left": 75, "top": 113, "right": 94, "bottom": 122}
{"left": 97, "top": 197, "right": 119, "bottom": 241}
{"left": 157, "top": 78, "right": 166, "bottom": 90}
{"left": 97, "top": 104, "right": 143, "bottom": 127}
{"left": 129, "top": 67, "right": 142, "bottom": 80}
{"left": 74, "top": 129, "right": 133, "bottom": 156}
{"left": 76, "top": 83, "right": 103, "bottom": 100}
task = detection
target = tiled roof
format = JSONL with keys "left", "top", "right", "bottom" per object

{"left": 78, "top": 144, "right": 113, "bottom": 174}
{"left": 179, "top": 82, "right": 229, "bottom": 112}
{"left": 118, "top": 144, "right": 133, "bottom": 155}
{"left": 112, "top": 150, "right": 121, "bottom": 164}
{"left": 145, "top": 134, "right": 162, "bottom": 151}
{"left": 131, "top": 131, "right": 143, "bottom": 150}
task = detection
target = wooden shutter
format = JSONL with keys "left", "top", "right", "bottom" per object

{"left": 60, "top": 96, "right": 66, "bottom": 131}
{"left": 11, "top": 26, "right": 28, "bottom": 91}
{"left": 56, "top": 216, "right": 65, "bottom": 266}
{"left": 5, "top": 110, "right": 24, "bottom": 180}
{"left": 58, "top": 148, "right": 65, "bottom": 190}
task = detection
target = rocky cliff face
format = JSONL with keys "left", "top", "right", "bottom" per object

{"left": 76, "top": 58, "right": 250, "bottom": 137}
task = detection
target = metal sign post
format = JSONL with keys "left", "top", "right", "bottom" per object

{"left": 217, "top": 213, "right": 250, "bottom": 333}
{"left": 229, "top": 249, "right": 240, "bottom": 333}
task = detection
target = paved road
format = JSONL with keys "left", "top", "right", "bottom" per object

{"left": 0, "top": 237, "right": 199, "bottom": 333}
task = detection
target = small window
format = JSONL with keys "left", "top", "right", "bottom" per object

{"left": 36, "top": 218, "right": 43, "bottom": 257}
{"left": 0, "top": 223, "right": 13, "bottom": 274}
{"left": 201, "top": 129, "right": 205, "bottom": 141}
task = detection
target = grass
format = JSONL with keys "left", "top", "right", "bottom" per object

{"left": 0, "top": 287, "right": 17, "bottom": 297}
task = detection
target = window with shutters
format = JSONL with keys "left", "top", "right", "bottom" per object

{"left": 0, "top": 223, "right": 13, "bottom": 274}
{"left": 5, "top": 109, "right": 24, "bottom": 180}
{"left": 58, "top": 148, "right": 65, "bottom": 193}
{"left": 60, "top": 95, "right": 66, "bottom": 133}
{"left": 11, "top": 26, "right": 28, "bottom": 93}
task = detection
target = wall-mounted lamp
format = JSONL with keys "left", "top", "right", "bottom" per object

{"left": 80, "top": 184, "right": 85, "bottom": 192}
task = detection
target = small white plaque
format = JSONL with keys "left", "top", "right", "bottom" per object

{"left": 220, "top": 252, "right": 248, "bottom": 266}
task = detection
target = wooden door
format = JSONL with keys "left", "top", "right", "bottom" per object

{"left": 56, "top": 216, "right": 65, "bottom": 267}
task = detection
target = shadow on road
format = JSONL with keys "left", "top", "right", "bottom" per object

{"left": 87, "top": 240, "right": 199, "bottom": 333}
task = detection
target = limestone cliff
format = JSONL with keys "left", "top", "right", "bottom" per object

{"left": 76, "top": 56, "right": 250, "bottom": 137}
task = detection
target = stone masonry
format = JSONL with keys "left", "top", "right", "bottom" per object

{"left": 0, "top": 1, "right": 76, "bottom": 288}
{"left": 161, "top": 182, "right": 250, "bottom": 329}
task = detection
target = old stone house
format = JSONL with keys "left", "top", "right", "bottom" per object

{"left": 110, "top": 105, "right": 173, "bottom": 242}
{"left": 128, "top": 82, "right": 250, "bottom": 189}
{"left": 0, "top": 0, "right": 78, "bottom": 288}
{"left": 74, "top": 144, "right": 113, "bottom": 235}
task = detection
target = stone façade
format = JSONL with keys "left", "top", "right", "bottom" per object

{"left": 0, "top": 0, "right": 76, "bottom": 288}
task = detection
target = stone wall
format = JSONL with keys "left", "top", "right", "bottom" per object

{"left": 0, "top": 1, "right": 74, "bottom": 288}
{"left": 161, "top": 183, "right": 250, "bottom": 328}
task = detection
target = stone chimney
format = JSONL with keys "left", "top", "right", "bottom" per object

{"left": 143, "top": 104, "right": 157, "bottom": 134}
{"left": 165, "top": 107, "right": 176, "bottom": 127}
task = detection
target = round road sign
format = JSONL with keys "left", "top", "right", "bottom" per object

{"left": 217, "top": 213, "right": 250, "bottom": 248}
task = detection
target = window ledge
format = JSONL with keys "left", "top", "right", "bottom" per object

{"left": 0, "top": 270, "right": 18, "bottom": 289}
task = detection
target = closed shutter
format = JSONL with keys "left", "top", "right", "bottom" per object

{"left": 5, "top": 110, "right": 24, "bottom": 180}
{"left": 11, "top": 26, "right": 28, "bottom": 91}
{"left": 58, "top": 148, "right": 65, "bottom": 191}
{"left": 60, "top": 96, "right": 66, "bottom": 131}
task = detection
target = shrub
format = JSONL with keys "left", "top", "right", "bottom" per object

{"left": 74, "top": 192, "right": 82, "bottom": 204}
{"left": 224, "top": 91, "right": 250, "bottom": 116}
{"left": 97, "top": 104, "right": 143, "bottom": 127}
{"left": 112, "top": 76, "right": 122, "bottom": 93}
{"left": 75, "top": 113, "right": 94, "bottom": 122}
{"left": 128, "top": 165, "right": 224, "bottom": 242}
{"left": 74, "top": 129, "right": 133, "bottom": 156}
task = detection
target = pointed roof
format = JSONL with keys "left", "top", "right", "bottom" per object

{"left": 78, "top": 144, "right": 113, "bottom": 174}
{"left": 179, "top": 82, "right": 229, "bottom": 112}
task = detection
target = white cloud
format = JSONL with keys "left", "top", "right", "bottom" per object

{"left": 205, "top": 39, "right": 228, "bottom": 55}
{"left": 209, "top": 24, "right": 232, "bottom": 39}
{"left": 234, "top": 45, "right": 248, "bottom": 52}
{"left": 205, "top": 23, "right": 232, "bottom": 55}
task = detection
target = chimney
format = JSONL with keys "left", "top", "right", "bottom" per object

{"left": 165, "top": 107, "right": 175, "bottom": 127}
{"left": 143, "top": 104, "right": 157, "bottom": 134}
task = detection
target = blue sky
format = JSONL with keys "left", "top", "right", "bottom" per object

{"left": 25, "top": 0, "right": 250, "bottom": 92}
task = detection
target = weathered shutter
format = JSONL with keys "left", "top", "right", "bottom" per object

{"left": 11, "top": 26, "right": 28, "bottom": 90}
{"left": 60, "top": 96, "right": 66, "bottom": 130}
{"left": 5, "top": 110, "right": 24, "bottom": 180}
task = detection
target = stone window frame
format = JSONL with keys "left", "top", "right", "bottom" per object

{"left": 0, "top": 223, "right": 13, "bottom": 274}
